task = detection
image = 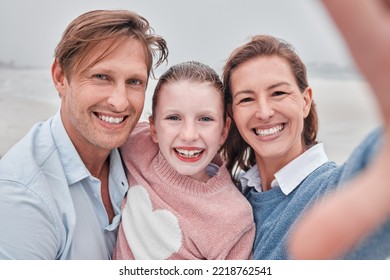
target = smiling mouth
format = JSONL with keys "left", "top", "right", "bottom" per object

{"left": 253, "top": 124, "right": 285, "bottom": 137}
{"left": 96, "top": 113, "right": 126, "bottom": 124}
{"left": 174, "top": 148, "right": 204, "bottom": 159}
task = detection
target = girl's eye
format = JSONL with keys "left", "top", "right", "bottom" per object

{"left": 166, "top": 115, "right": 180, "bottom": 121}
{"left": 199, "top": 116, "right": 213, "bottom": 122}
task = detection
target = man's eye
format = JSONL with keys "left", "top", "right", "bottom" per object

{"left": 94, "top": 74, "right": 108, "bottom": 80}
{"left": 128, "top": 79, "right": 141, "bottom": 85}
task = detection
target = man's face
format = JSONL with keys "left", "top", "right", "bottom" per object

{"left": 56, "top": 38, "right": 148, "bottom": 155}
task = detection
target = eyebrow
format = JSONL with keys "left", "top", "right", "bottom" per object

{"left": 85, "top": 66, "right": 148, "bottom": 79}
{"left": 233, "top": 89, "right": 254, "bottom": 98}
{"left": 233, "top": 81, "right": 292, "bottom": 98}
{"left": 267, "top": 81, "right": 291, "bottom": 90}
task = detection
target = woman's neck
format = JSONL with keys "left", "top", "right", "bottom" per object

{"left": 256, "top": 160, "right": 280, "bottom": 191}
{"left": 255, "top": 145, "right": 307, "bottom": 191}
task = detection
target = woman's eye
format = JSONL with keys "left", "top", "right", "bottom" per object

{"left": 237, "top": 97, "right": 253, "bottom": 104}
{"left": 273, "top": 91, "right": 286, "bottom": 96}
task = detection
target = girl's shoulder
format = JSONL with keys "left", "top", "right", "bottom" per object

{"left": 120, "top": 121, "right": 157, "bottom": 159}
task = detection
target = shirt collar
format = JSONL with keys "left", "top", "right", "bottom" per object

{"left": 51, "top": 111, "right": 128, "bottom": 190}
{"left": 240, "top": 165, "right": 262, "bottom": 193}
{"left": 274, "top": 143, "right": 328, "bottom": 195}
{"left": 51, "top": 111, "right": 91, "bottom": 185}
{"left": 240, "top": 143, "right": 328, "bottom": 195}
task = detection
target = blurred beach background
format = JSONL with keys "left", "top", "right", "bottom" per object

{"left": 0, "top": 0, "right": 381, "bottom": 163}
{"left": 0, "top": 68, "right": 380, "bottom": 164}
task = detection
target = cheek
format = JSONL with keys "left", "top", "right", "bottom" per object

{"left": 232, "top": 109, "right": 249, "bottom": 130}
{"left": 154, "top": 125, "right": 174, "bottom": 145}
{"left": 68, "top": 84, "right": 97, "bottom": 104}
{"left": 130, "top": 94, "right": 145, "bottom": 110}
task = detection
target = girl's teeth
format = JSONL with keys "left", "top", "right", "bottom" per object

{"left": 175, "top": 149, "right": 203, "bottom": 158}
{"left": 255, "top": 124, "right": 284, "bottom": 136}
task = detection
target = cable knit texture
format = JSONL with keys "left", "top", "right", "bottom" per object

{"left": 114, "top": 123, "right": 255, "bottom": 260}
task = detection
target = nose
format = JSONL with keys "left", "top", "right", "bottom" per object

{"left": 255, "top": 97, "right": 274, "bottom": 120}
{"left": 180, "top": 121, "right": 199, "bottom": 142}
{"left": 107, "top": 84, "right": 129, "bottom": 112}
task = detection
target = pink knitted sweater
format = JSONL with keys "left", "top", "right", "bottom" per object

{"left": 114, "top": 123, "right": 255, "bottom": 260}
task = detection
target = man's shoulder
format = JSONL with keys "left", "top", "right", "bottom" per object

{"left": 0, "top": 119, "right": 60, "bottom": 185}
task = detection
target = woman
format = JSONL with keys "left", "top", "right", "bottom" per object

{"left": 221, "top": 34, "right": 390, "bottom": 259}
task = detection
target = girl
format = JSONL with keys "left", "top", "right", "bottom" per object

{"left": 114, "top": 61, "right": 255, "bottom": 260}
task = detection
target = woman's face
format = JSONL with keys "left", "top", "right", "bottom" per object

{"left": 230, "top": 55, "right": 312, "bottom": 167}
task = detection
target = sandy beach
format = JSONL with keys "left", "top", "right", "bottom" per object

{"left": 0, "top": 69, "right": 382, "bottom": 164}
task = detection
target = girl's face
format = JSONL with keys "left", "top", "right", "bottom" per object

{"left": 150, "top": 80, "right": 230, "bottom": 182}
{"left": 230, "top": 55, "right": 312, "bottom": 168}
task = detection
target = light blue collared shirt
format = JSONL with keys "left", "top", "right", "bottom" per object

{"left": 240, "top": 143, "right": 328, "bottom": 195}
{"left": 0, "top": 112, "right": 128, "bottom": 259}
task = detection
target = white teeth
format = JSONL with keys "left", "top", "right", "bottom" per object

{"left": 98, "top": 114, "right": 124, "bottom": 124}
{"left": 175, "top": 149, "right": 203, "bottom": 158}
{"left": 255, "top": 124, "right": 284, "bottom": 137}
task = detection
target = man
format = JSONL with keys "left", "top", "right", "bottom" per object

{"left": 0, "top": 10, "right": 168, "bottom": 259}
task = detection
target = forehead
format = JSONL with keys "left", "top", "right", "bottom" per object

{"left": 162, "top": 80, "right": 221, "bottom": 96}
{"left": 157, "top": 80, "right": 224, "bottom": 108}
{"left": 231, "top": 56, "right": 295, "bottom": 87}
{"left": 235, "top": 56, "right": 291, "bottom": 76}
{"left": 75, "top": 37, "right": 148, "bottom": 74}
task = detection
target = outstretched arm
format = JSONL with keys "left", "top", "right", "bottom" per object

{"left": 288, "top": 0, "right": 390, "bottom": 259}
{"left": 322, "top": 0, "right": 390, "bottom": 121}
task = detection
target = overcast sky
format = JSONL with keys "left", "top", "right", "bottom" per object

{"left": 0, "top": 0, "right": 355, "bottom": 73}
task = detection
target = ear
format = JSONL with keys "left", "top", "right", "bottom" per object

{"left": 51, "top": 59, "right": 67, "bottom": 97}
{"left": 227, "top": 104, "right": 233, "bottom": 119}
{"left": 302, "top": 87, "right": 313, "bottom": 118}
{"left": 148, "top": 116, "right": 159, "bottom": 143}
{"left": 220, "top": 116, "right": 232, "bottom": 145}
